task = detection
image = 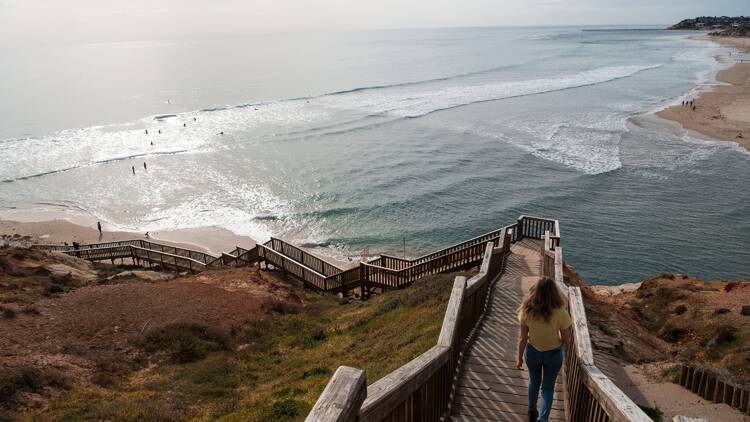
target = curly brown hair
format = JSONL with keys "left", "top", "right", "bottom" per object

{"left": 519, "top": 277, "right": 566, "bottom": 321}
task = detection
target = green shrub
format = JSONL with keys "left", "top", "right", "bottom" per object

{"left": 269, "top": 398, "right": 308, "bottom": 420}
{"left": 639, "top": 405, "right": 663, "bottom": 422}
{"left": 297, "top": 328, "right": 327, "bottom": 348}
{"left": 135, "top": 323, "right": 231, "bottom": 363}
{"left": 658, "top": 324, "right": 688, "bottom": 343}
{"left": 301, "top": 366, "right": 332, "bottom": 379}
{"left": 0, "top": 366, "right": 69, "bottom": 406}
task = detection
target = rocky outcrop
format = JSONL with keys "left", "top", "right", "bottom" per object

{"left": 669, "top": 16, "right": 750, "bottom": 31}
{"left": 710, "top": 26, "right": 750, "bottom": 37}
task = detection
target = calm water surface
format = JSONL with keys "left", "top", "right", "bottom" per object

{"left": 1, "top": 26, "right": 748, "bottom": 284}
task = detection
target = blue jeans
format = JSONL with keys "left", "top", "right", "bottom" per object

{"left": 525, "top": 344, "right": 563, "bottom": 422}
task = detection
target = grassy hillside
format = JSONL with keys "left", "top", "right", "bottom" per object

{"left": 26, "top": 271, "right": 465, "bottom": 422}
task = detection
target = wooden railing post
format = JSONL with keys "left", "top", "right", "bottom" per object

{"left": 306, "top": 366, "right": 366, "bottom": 422}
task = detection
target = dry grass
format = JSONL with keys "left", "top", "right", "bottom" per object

{"left": 23, "top": 271, "right": 467, "bottom": 421}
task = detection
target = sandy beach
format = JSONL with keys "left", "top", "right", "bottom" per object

{"left": 657, "top": 36, "right": 750, "bottom": 151}
{"left": 0, "top": 211, "right": 256, "bottom": 257}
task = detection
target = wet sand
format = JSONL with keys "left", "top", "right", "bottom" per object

{"left": 0, "top": 210, "right": 256, "bottom": 256}
{"left": 657, "top": 36, "right": 750, "bottom": 151}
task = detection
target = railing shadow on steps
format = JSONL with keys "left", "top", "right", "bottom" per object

{"left": 306, "top": 217, "right": 653, "bottom": 422}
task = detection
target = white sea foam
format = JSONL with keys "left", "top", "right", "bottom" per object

{"left": 1, "top": 64, "right": 659, "bottom": 182}
{"left": 321, "top": 64, "right": 662, "bottom": 118}
{"left": 0, "top": 101, "right": 330, "bottom": 181}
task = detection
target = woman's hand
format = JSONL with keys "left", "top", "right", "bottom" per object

{"left": 516, "top": 356, "right": 524, "bottom": 370}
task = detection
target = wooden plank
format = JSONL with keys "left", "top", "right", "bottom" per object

{"left": 451, "top": 402, "right": 566, "bottom": 421}
{"left": 305, "top": 366, "right": 366, "bottom": 422}
{"left": 455, "top": 388, "right": 564, "bottom": 411}
{"left": 360, "top": 345, "right": 449, "bottom": 422}
{"left": 581, "top": 365, "right": 652, "bottom": 422}
{"left": 569, "top": 287, "right": 594, "bottom": 365}
{"left": 437, "top": 277, "right": 466, "bottom": 348}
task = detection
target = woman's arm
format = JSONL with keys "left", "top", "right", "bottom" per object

{"left": 560, "top": 326, "right": 573, "bottom": 348}
{"left": 516, "top": 324, "right": 529, "bottom": 369}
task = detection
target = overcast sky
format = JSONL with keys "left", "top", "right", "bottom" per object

{"left": 1, "top": 0, "right": 748, "bottom": 44}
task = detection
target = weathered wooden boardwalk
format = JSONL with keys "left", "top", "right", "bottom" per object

{"left": 307, "top": 216, "right": 654, "bottom": 422}
{"left": 450, "top": 238, "right": 564, "bottom": 421}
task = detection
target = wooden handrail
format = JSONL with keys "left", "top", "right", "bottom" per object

{"left": 308, "top": 239, "right": 509, "bottom": 421}
{"left": 540, "top": 230, "right": 651, "bottom": 422}
{"left": 305, "top": 366, "right": 366, "bottom": 422}
{"left": 265, "top": 237, "right": 343, "bottom": 277}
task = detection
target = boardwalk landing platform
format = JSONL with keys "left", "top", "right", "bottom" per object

{"left": 450, "top": 238, "right": 564, "bottom": 421}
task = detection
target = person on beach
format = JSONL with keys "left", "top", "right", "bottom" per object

{"left": 132, "top": 166, "right": 135, "bottom": 175}
{"left": 143, "top": 162, "right": 147, "bottom": 170}
{"left": 145, "top": 129, "right": 148, "bottom": 135}
{"left": 150, "top": 141, "right": 154, "bottom": 146}
{"left": 158, "top": 129, "right": 161, "bottom": 134}
{"left": 183, "top": 123, "right": 187, "bottom": 127}
{"left": 517, "top": 277, "right": 572, "bottom": 422}
{"left": 97, "top": 221, "right": 102, "bottom": 235}
{"left": 693, "top": 105, "right": 696, "bottom": 111}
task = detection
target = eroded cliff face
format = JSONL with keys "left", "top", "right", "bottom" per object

{"left": 563, "top": 263, "right": 669, "bottom": 367}
{"left": 580, "top": 266, "right": 750, "bottom": 386}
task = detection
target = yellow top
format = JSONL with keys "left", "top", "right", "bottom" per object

{"left": 519, "top": 307, "right": 572, "bottom": 352}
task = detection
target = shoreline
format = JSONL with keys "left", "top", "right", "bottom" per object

{"left": 656, "top": 35, "right": 750, "bottom": 151}
{"left": 0, "top": 209, "right": 256, "bottom": 257}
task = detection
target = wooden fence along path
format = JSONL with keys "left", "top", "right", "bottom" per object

{"left": 307, "top": 217, "right": 654, "bottom": 422}
{"left": 678, "top": 364, "right": 750, "bottom": 416}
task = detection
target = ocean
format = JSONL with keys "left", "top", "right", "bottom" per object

{"left": 1, "top": 26, "right": 748, "bottom": 284}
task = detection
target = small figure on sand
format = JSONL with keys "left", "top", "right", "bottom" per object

{"left": 692, "top": 105, "right": 696, "bottom": 111}
{"left": 193, "top": 117, "right": 197, "bottom": 121}
{"left": 143, "top": 162, "right": 147, "bottom": 170}
{"left": 97, "top": 221, "right": 102, "bottom": 235}
{"left": 183, "top": 123, "right": 187, "bottom": 128}
{"left": 150, "top": 141, "right": 154, "bottom": 146}
{"left": 145, "top": 231, "right": 150, "bottom": 239}
{"left": 145, "top": 129, "right": 148, "bottom": 135}
{"left": 132, "top": 166, "right": 136, "bottom": 175}
{"left": 220, "top": 131, "right": 224, "bottom": 135}
{"left": 158, "top": 129, "right": 161, "bottom": 134}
